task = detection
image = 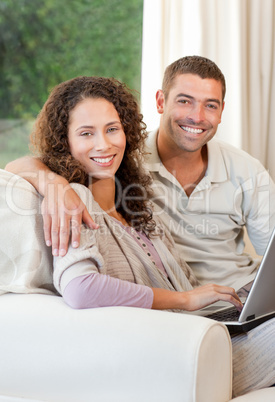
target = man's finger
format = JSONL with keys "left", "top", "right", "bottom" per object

{"left": 71, "top": 216, "right": 82, "bottom": 249}
{"left": 43, "top": 214, "right": 52, "bottom": 247}
{"left": 82, "top": 207, "right": 99, "bottom": 229}
{"left": 58, "top": 215, "right": 71, "bottom": 257}
{"left": 51, "top": 219, "right": 60, "bottom": 256}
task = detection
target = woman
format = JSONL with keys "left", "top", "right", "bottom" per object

{"left": 6, "top": 76, "right": 275, "bottom": 397}
{"left": 28, "top": 75, "right": 242, "bottom": 312}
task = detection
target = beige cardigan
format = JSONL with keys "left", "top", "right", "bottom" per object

{"left": 54, "top": 183, "right": 199, "bottom": 296}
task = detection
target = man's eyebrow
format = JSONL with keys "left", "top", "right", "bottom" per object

{"left": 176, "top": 93, "right": 194, "bottom": 100}
{"left": 207, "top": 98, "right": 221, "bottom": 106}
{"left": 176, "top": 93, "right": 221, "bottom": 106}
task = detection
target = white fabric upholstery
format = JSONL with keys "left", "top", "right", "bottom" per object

{"left": 0, "top": 398, "right": 41, "bottom": 402}
{"left": 232, "top": 388, "right": 275, "bottom": 401}
{"left": 0, "top": 293, "right": 232, "bottom": 402}
{"left": 0, "top": 169, "right": 55, "bottom": 295}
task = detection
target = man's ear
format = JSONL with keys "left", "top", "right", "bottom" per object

{"left": 219, "top": 101, "right": 225, "bottom": 123}
{"left": 156, "top": 90, "right": 165, "bottom": 114}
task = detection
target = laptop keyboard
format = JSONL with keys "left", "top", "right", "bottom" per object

{"left": 206, "top": 307, "right": 241, "bottom": 322}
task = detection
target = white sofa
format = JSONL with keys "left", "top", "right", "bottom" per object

{"left": 1, "top": 169, "right": 275, "bottom": 402}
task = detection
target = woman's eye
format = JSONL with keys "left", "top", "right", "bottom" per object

{"left": 107, "top": 127, "right": 117, "bottom": 133}
{"left": 80, "top": 131, "right": 92, "bottom": 136}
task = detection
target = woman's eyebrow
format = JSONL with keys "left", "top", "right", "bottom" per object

{"left": 106, "top": 120, "right": 121, "bottom": 126}
{"left": 75, "top": 125, "right": 94, "bottom": 132}
{"left": 75, "top": 121, "right": 122, "bottom": 132}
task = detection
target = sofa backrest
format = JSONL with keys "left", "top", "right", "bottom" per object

{"left": 0, "top": 169, "right": 56, "bottom": 295}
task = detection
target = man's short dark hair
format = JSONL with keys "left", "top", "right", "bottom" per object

{"left": 162, "top": 55, "right": 226, "bottom": 101}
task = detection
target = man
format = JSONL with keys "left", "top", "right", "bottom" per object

{"left": 142, "top": 55, "right": 275, "bottom": 290}
{"left": 5, "top": 56, "right": 275, "bottom": 291}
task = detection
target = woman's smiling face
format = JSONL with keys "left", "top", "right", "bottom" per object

{"left": 68, "top": 97, "right": 126, "bottom": 181}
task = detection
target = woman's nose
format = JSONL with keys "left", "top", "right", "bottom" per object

{"left": 94, "top": 133, "right": 111, "bottom": 151}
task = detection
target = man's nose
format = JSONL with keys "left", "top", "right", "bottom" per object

{"left": 188, "top": 103, "right": 205, "bottom": 123}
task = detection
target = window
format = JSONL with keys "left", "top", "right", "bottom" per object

{"left": 0, "top": 0, "right": 143, "bottom": 168}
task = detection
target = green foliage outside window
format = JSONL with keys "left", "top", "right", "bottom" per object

{"left": 0, "top": 0, "right": 143, "bottom": 167}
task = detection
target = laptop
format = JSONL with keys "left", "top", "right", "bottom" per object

{"left": 193, "top": 227, "right": 275, "bottom": 334}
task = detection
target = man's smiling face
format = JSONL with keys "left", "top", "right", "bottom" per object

{"left": 156, "top": 73, "right": 225, "bottom": 155}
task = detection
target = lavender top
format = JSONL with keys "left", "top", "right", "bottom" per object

{"left": 63, "top": 224, "right": 168, "bottom": 309}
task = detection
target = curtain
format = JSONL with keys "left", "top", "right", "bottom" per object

{"left": 141, "top": 0, "right": 275, "bottom": 178}
{"left": 240, "top": 0, "right": 275, "bottom": 178}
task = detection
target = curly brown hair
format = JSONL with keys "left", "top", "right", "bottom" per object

{"left": 30, "top": 76, "right": 155, "bottom": 233}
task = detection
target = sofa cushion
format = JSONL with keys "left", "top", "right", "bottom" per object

{"left": 0, "top": 293, "right": 232, "bottom": 402}
{"left": 231, "top": 387, "right": 275, "bottom": 401}
{"left": 0, "top": 169, "right": 56, "bottom": 295}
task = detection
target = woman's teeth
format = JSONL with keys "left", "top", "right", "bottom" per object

{"left": 92, "top": 155, "right": 114, "bottom": 163}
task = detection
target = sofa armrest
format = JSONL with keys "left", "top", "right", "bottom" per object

{"left": 0, "top": 294, "right": 232, "bottom": 402}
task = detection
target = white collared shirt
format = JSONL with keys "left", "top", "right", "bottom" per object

{"left": 144, "top": 129, "right": 275, "bottom": 290}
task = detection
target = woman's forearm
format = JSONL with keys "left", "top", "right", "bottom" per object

{"left": 62, "top": 272, "right": 243, "bottom": 312}
{"left": 62, "top": 272, "right": 202, "bottom": 312}
{"left": 63, "top": 273, "right": 154, "bottom": 309}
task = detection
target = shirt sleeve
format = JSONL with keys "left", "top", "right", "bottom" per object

{"left": 243, "top": 168, "right": 275, "bottom": 254}
{"left": 62, "top": 272, "right": 154, "bottom": 309}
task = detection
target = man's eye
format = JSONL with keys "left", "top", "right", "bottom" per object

{"left": 179, "top": 99, "right": 188, "bottom": 104}
{"left": 207, "top": 104, "right": 218, "bottom": 109}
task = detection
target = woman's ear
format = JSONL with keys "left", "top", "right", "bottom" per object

{"left": 156, "top": 90, "right": 165, "bottom": 114}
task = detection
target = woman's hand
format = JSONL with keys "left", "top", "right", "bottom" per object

{"left": 152, "top": 284, "right": 243, "bottom": 312}
{"left": 181, "top": 284, "right": 243, "bottom": 312}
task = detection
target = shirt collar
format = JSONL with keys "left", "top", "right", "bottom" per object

{"left": 206, "top": 137, "right": 228, "bottom": 183}
{"left": 144, "top": 128, "right": 161, "bottom": 170}
{"left": 145, "top": 129, "right": 228, "bottom": 183}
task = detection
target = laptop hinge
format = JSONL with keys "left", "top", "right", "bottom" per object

{"left": 246, "top": 314, "right": 255, "bottom": 321}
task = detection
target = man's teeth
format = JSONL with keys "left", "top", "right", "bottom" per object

{"left": 92, "top": 156, "right": 114, "bottom": 163}
{"left": 181, "top": 126, "right": 203, "bottom": 134}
